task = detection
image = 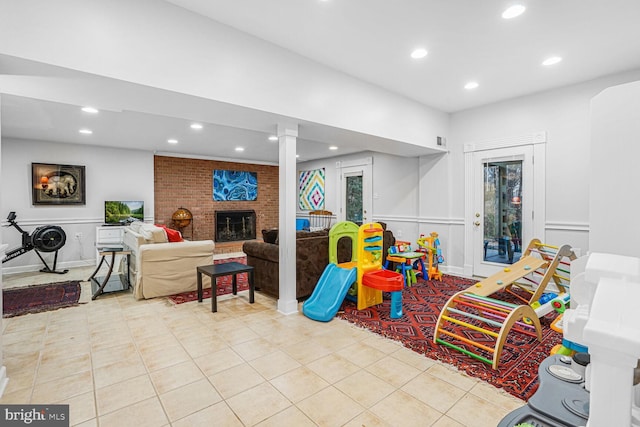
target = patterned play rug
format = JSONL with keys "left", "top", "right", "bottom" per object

{"left": 337, "top": 274, "right": 561, "bottom": 401}
{"left": 3, "top": 281, "right": 82, "bottom": 318}
{"left": 167, "top": 256, "right": 249, "bottom": 304}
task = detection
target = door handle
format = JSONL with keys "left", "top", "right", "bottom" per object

{"left": 474, "top": 221, "right": 481, "bottom": 226}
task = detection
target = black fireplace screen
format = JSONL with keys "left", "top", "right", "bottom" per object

{"left": 215, "top": 210, "right": 256, "bottom": 242}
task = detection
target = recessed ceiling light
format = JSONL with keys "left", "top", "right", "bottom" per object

{"left": 78, "top": 129, "right": 93, "bottom": 134}
{"left": 542, "top": 56, "right": 563, "bottom": 66}
{"left": 464, "top": 81, "right": 479, "bottom": 90}
{"left": 235, "top": 147, "right": 245, "bottom": 152}
{"left": 502, "top": 4, "right": 526, "bottom": 19}
{"left": 81, "top": 106, "right": 99, "bottom": 114}
{"left": 268, "top": 135, "right": 278, "bottom": 141}
{"left": 190, "top": 123, "right": 203, "bottom": 130}
{"left": 329, "top": 146, "right": 338, "bottom": 150}
{"left": 410, "top": 48, "right": 428, "bottom": 59}
{"left": 167, "top": 138, "right": 178, "bottom": 144}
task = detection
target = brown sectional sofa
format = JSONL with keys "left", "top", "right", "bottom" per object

{"left": 242, "top": 225, "right": 395, "bottom": 300}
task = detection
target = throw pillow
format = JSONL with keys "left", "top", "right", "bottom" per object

{"left": 262, "top": 228, "right": 279, "bottom": 244}
{"left": 128, "top": 221, "right": 143, "bottom": 233}
{"left": 157, "top": 225, "right": 183, "bottom": 242}
{"left": 140, "top": 223, "right": 168, "bottom": 243}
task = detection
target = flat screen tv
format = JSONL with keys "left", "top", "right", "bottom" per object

{"left": 104, "top": 200, "right": 144, "bottom": 225}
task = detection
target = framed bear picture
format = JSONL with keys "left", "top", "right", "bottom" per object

{"left": 32, "top": 163, "right": 86, "bottom": 205}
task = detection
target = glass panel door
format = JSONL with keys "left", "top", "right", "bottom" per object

{"left": 473, "top": 145, "right": 533, "bottom": 278}
{"left": 345, "top": 174, "right": 363, "bottom": 225}
{"left": 483, "top": 160, "right": 523, "bottom": 264}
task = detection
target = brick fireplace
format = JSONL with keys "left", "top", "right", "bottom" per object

{"left": 154, "top": 156, "right": 278, "bottom": 254}
{"left": 215, "top": 210, "right": 256, "bottom": 242}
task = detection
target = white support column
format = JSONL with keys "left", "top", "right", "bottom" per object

{"left": 277, "top": 124, "right": 299, "bottom": 315}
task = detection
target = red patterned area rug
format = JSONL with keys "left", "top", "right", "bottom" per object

{"left": 167, "top": 256, "right": 249, "bottom": 304}
{"left": 337, "top": 274, "right": 561, "bottom": 401}
{"left": 3, "top": 281, "right": 82, "bottom": 318}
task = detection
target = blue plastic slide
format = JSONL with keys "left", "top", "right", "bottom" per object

{"left": 302, "top": 263, "right": 357, "bottom": 322}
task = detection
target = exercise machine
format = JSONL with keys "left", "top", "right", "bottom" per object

{"left": 2, "top": 211, "right": 68, "bottom": 274}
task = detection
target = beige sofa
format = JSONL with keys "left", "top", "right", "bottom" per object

{"left": 123, "top": 222, "right": 215, "bottom": 300}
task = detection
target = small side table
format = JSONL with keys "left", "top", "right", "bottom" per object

{"left": 197, "top": 262, "right": 254, "bottom": 312}
{"left": 89, "top": 246, "right": 131, "bottom": 300}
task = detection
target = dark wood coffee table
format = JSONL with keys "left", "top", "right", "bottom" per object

{"left": 196, "top": 262, "right": 254, "bottom": 312}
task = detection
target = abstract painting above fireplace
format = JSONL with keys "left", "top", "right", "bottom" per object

{"left": 215, "top": 210, "right": 256, "bottom": 242}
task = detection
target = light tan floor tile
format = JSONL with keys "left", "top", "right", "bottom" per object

{"left": 216, "top": 325, "right": 260, "bottom": 345}
{"left": 225, "top": 382, "right": 292, "bottom": 426}
{"left": 366, "top": 355, "right": 422, "bottom": 388}
{"left": 232, "top": 337, "right": 277, "bottom": 361}
{"left": 91, "top": 342, "right": 139, "bottom": 369}
{"left": 427, "top": 364, "right": 478, "bottom": 391}
{"left": 159, "top": 378, "right": 222, "bottom": 422}
{"left": 446, "top": 393, "right": 511, "bottom": 427}
{"left": 270, "top": 366, "right": 330, "bottom": 403}
{"left": 335, "top": 342, "right": 388, "bottom": 367}
{"left": 282, "top": 339, "right": 333, "bottom": 365}
{"left": 468, "top": 381, "right": 524, "bottom": 411}
{"left": 306, "top": 353, "right": 361, "bottom": 384}
{"left": 31, "top": 370, "right": 93, "bottom": 403}
{"left": 73, "top": 418, "right": 98, "bottom": 427}
{"left": 139, "top": 343, "right": 191, "bottom": 372}
{"left": 3, "top": 328, "right": 45, "bottom": 346}
{"left": 2, "top": 370, "right": 36, "bottom": 396}
{"left": 149, "top": 360, "right": 205, "bottom": 395}
{"left": 361, "top": 334, "right": 404, "bottom": 354}
{"left": 40, "top": 339, "right": 91, "bottom": 361}
{"left": 36, "top": 352, "right": 92, "bottom": 384}
{"left": 4, "top": 351, "right": 40, "bottom": 374}
{"left": 208, "top": 363, "right": 265, "bottom": 399}
{"left": 311, "top": 330, "right": 359, "bottom": 352}
{"left": 55, "top": 390, "right": 96, "bottom": 426}
{"left": 96, "top": 374, "right": 156, "bottom": 416}
{"left": 255, "top": 405, "right": 316, "bottom": 427}
{"left": 93, "top": 355, "right": 147, "bottom": 389}
{"left": 194, "top": 347, "right": 244, "bottom": 377}
{"left": 98, "top": 397, "right": 169, "bottom": 427}
{"left": 0, "top": 387, "right": 32, "bottom": 404}
{"left": 178, "top": 334, "right": 229, "bottom": 359}
{"left": 401, "top": 372, "right": 466, "bottom": 413}
{"left": 391, "top": 346, "right": 437, "bottom": 371}
{"left": 370, "top": 390, "right": 443, "bottom": 427}
{"left": 249, "top": 350, "right": 301, "bottom": 380}
{"left": 172, "top": 401, "right": 243, "bottom": 427}
{"left": 297, "top": 386, "right": 365, "bottom": 426}
{"left": 432, "top": 415, "right": 465, "bottom": 427}
{"left": 2, "top": 266, "right": 533, "bottom": 427}
{"left": 342, "top": 410, "right": 393, "bottom": 427}
{"left": 335, "top": 370, "right": 396, "bottom": 408}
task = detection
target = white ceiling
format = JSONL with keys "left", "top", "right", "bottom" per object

{"left": 167, "top": 0, "right": 640, "bottom": 112}
{"left": 3, "top": 0, "right": 640, "bottom": 163}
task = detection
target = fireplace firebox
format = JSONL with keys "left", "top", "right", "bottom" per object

{"left": 215, "top": 210, "right": 256, "bottom": 242}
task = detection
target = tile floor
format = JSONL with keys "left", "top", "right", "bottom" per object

{"left": 1, "top": 265, "right": 525, "bottom": 426}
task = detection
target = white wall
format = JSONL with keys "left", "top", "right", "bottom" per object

{"left": 0, "top": 0, "right": 448, "bottom": 150}
{"left": 589, "top": 80, "right": 640, "bottom": 257}
{"left": 1, "top": 139, "right": 154, "bottom": 273}
{"left": 298, "top": 69, "right": 640, "bottom": 275}
{"left": 447, "top": 69, "right": 640, "bottom": 266}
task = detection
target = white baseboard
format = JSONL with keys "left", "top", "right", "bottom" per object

{"left": 441, "top": 265, "right": 468, "bottom": 278}
{"left": 2, "top": 259, "right": 96, "bottom": 276}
